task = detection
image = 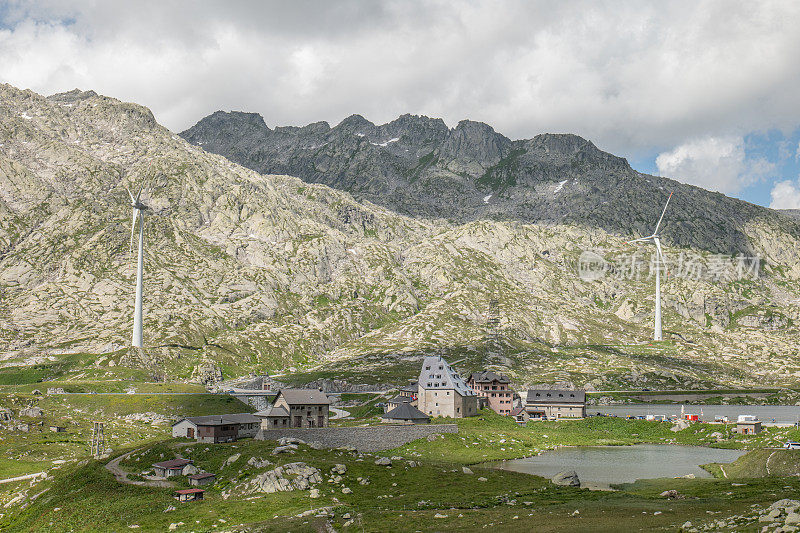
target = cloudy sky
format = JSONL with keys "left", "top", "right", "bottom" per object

{"left": 2, "top": 0, "right": 800, "bottom": 208}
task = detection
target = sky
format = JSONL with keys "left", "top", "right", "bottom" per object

{"left": 1, "top": 0, "right": 800, "bottom": 208}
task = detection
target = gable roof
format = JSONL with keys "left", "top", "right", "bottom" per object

{"left": 276, "top": 388, "right": 331, "bottom": 405}
{"left": 174, "top": 488, "right": 205, "bottom": 495}
{"left": 254, "top": 405, "right": 290, "bottom": 418}
{"left": 526, "top": 390, "right": 586, "bottom": 404}
{"left": 381, "top": 403, "right": 430, "bottom": 421}
{"left": 173, "top": 413, "right": 259, "bottom": 427}
{"left": 467, "top": 371, "right": 510, "bottom": 384}
{"left": 387, "top": 396, "right": 411, "bottom": 404}
{"left": 153, "top": 458, "right": 193, "bottom": 469}
{"left": 399, "top": 382, "right": 418, "bottom": 393}
{"left": 417, "top": 356, "right": 476, "bottom": 396}
{"left": 510, "top": 406, "right": 526, "bottom": 416}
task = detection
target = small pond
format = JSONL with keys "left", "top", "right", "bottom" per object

{"left": 489, "top": 444, "right": 746, "bottom": 488}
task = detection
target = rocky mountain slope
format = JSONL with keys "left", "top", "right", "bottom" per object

{"left": 181, "top": 112, "right": 800, "bottom": 255}
{"left": 1, "top": 84, "right": 799, "bottom": 389}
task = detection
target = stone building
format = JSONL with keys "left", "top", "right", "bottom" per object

{"left": 271, "top": 389, "right": 330, "bottom": 428}
{"left": 254, "top": 404, "right": 291, "bottom": 429}
{"left": 525, "top": 390, "right": 586, "bottom": 419}
{"left": 171, "top": 413, "right": 260, "bottom": 442}
{"left": 416, "top": 356, "right": 478, "bottom": 418}
{"left": 466, "top": 371, "right": 515, "bottom": 415}
{"left": 153, "top": 458, "right": 196, "bottom": 478}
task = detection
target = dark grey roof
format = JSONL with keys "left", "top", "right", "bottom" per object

{"left": 526, "top": 390, "right": 586, "bottom": 404}
{"left": 381, "top": 403, "right": 430, "bottom": 421}
{"left": 387, "top": 396, "right": 411, "bottom": 404}
{"left": 467, "top": 371, "right": 510, "bottom": 384}
{"left": 399, "top": 382, "right": 418, "bottom": 392}
{"left": 188, "top": 472, "right": 216, "bottom": 479}
{"left": 277, "top": 388, "right": 331, "bottom": 405}
{"left": 254, "top": 405, "right": 290, "bottom": 418}
{"left": 174, "top": 413, "right": 259, "bottom": 426}
{"left": 418, "top": 356, "right": 476, "bottom": 396}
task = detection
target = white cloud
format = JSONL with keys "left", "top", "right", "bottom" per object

{"left": 655, "top": 136, "right": 773, "bottom": 194}
{"left": 0, "top": 1, "right": 799, "bottom": 159}
{"left": 770, "top": 179, "right": 800, "bottom": 209}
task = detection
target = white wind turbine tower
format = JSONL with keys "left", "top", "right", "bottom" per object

{"left": 627, "top": 192, "right": 673, "bottom": 342}
{"left": 127, "top": 187, "right": 148, "bottom": 348}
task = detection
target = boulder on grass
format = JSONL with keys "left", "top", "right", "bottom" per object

{"left": 551, "top": 470, "right": 580, "bottom": 487}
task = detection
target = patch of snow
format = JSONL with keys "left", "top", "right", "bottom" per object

{"left": 20, "top": 113, "right": 32, "bottom": 120}
{"left": 355, "top": 133, "right": 365, "bottom": 137}
{"left": 60, "top": 103, "right": 73, "bottom": 108}
{"left": 370, "top": 137, "right": 399, "bottom": 147}
{"left": 554, "top": 179, "right": 568, "bottom": 193}
{"left": 483, "top": 194, "right": 492, "bottom": 203}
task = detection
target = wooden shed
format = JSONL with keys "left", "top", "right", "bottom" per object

{"left": 173, "top": 488, "right": 204, "bottom": 502}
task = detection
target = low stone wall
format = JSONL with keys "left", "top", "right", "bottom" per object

{"left": 255, "top": 424, "right": 458, "bottom": 452}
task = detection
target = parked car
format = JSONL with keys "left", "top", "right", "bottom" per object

{"left": 784, "top": 442, "right": 800, "bottom": 449}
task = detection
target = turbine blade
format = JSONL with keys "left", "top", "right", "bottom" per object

{"left": 653, "top": 192, "right": 674, "bottom": 235}
{"left": 129, "top": 208, "right": 138, "bottom": 254}
{"left": 626, "top": 236, "right": 654, "bottom": 244}
{"left": 136, "top": 187, "right": 143, "bottom": 202}
{"left": 125, "top": 187, "right": 135, "bottom": 203}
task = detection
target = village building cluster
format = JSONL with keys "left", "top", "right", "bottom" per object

{"left": 171, "top": 354, "right": 589, "bottom": 448}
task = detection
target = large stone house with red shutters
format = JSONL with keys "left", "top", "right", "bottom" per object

{"left": 466, "top": 371, "right": 516, "bottom": 415}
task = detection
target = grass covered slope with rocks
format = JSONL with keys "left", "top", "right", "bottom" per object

{"left": 1, "top": 83, "right": 800, "bottom": 388}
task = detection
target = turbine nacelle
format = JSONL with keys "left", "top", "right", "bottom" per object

{"left": 126, "top": 187, "right": 149, "bottom": 212}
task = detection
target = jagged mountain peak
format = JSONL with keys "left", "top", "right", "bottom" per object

{"left": 3, "top": 83, "right": 800, "bottom": 390}
{"left": 47, "top": 88, "right": 99, "bottom": 103}
{"left": 179, "top": 108, "right": 800, "bottom": 255}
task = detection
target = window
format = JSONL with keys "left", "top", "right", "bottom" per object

{"left": 446, "top": 391, "right": 450, "bottom": 395}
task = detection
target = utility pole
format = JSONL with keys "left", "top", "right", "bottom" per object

{"left": 91, "top": 421, "right": 105, "bottom": 458}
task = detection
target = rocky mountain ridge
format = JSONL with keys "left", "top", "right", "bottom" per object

{"left": 181, "top": 111, "right": 800, "bottom": 256}
{"left": 1, "top": 84, "right": 799, "bottom": 389}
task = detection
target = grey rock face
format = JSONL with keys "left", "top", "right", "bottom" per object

{"left": 551, "top": 470, "right": 580, "bottom": 486}
{"left": 181, "top": 111, "right": 800, "bottom": 255}
{"left": 3, "top": 83, "right": 800, "bottom": 390}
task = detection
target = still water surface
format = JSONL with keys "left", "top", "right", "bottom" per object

{"left": 491, "top": 444, "right": 746, "bottom": 488}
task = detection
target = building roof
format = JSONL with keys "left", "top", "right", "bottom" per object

{"left": 387, "top": 396, "right": 411, "bottom": 404}
{"left": 188, "top": 472, "right": 216, "bottom": 480}
{"left": 467, "top": 371, "right": 510, "bottom": 384}
{"left": 381, "top": 403, "right": 430, "bottom": 421}
{"left": 526, "top": 390, "right": 586, "bottom": 404}
{"left": 510, "top": 406, "right": 526, "bottom": 416}
{"left": 417, "top": 356, "right": 476, "bottom": 396}
{"left": 399, "top": 382, "right": 418, "bottom": 393}
{"left": 174, "top": 488, "right": 205, "bottom": 495}
{"left": 253, "top": 405, "right": 290, "bottom": 418}
{"left": 172, "top": 413, "right": 259, "bottom": 427}
{"left": 277, "top": 388, "right": 331, "bottom": 405}
{"left": 153, "top": 458, "right": 193, "bottom": 469}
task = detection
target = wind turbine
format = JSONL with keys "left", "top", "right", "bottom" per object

{"left": 627, "top": 192, "right": 673, "bottom": 342}
{"left": 127, "top": 187, "right": 148, "bottom": 348}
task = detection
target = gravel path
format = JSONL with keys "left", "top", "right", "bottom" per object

{"left": 105, "top": 449, "right": 174, "bottom": 488}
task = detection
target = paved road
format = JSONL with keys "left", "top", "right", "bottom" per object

{"left": 329, "top": 407, "right": 351, "bottom": 420}
{"left": 105, "top": 449, "right": 174, "bottom": 488}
